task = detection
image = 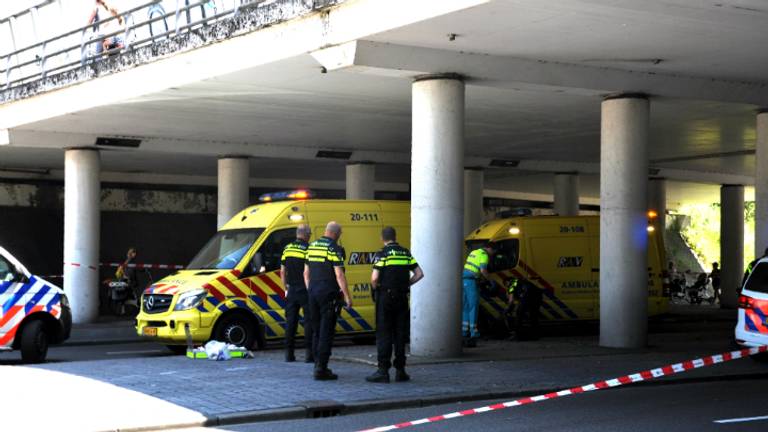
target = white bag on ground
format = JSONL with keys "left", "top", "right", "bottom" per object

{"left": 204, "top": 340, "right": 231, "bottom": 361}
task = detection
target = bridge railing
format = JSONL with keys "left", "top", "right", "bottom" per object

{"left": 0, "top": 0, "right": 264, "bottom": 91}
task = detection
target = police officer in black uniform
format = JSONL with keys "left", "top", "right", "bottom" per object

{"left": 281, "top": 224, "right": 313, "bottom": 363}
{"left": 366, "top": 227, "right": 424, "bottom": 383}
{"left": 304, "top": 221, "right": 352, "bottom": 381}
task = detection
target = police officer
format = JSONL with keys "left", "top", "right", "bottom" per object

{"left": 510, "top": 278, "right": 543, "bottom": 341}
{"left": 743, "top": 247, "right": 768, "bottom": 285}
{"left": 281, "top": 224, "right": 313, "bottom": 363}
{"left": 366, "top": 227, "right": 424, "bottom": 384}
{"left": 304, "top": 221, "right": 352, "bottom": 380}
{"left": 462, "top": 242, "right": 497, "bottom": 347}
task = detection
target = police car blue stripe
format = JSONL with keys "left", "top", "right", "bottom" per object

{"left": 45, "top": 293, "right": 61, "bottom": 312}
{"left": 0, "top": 281, "right": 14, "bottom": 295}
{"left": 2, "top": 279, "right": 35, "bottom": 314}
{"left": 746, "top": 314, "right": 760, "bottom": 332}
{"left": 25, "top": 285, "right": 51, "bottom": 314}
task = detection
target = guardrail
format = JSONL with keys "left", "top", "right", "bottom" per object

{"left": 0, "top": 0, "right": 265, "bottom": 91}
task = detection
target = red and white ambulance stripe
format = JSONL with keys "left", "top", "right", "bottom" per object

{"left": 359, "top": 345, "right": 768, "bottom": 432}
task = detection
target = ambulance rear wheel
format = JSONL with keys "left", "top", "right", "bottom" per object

{"left": 20, "top": 320, "right": 48, "bottom": 364}
{"left": 214, "top": 313, "right": 257, "bottom": 349}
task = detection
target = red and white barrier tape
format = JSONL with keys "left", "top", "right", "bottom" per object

{"left": 102, "top": 262, "right": 185, "bottom": 270}
{"left": 359, "top": 345, "right": 768, "bottom": 432}
{"left": 48, "top": 262, "right": 186, "bottom": 278}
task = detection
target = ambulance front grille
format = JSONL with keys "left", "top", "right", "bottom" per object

{"left": 143, "top": 294, "right": 173, "bottom": 314}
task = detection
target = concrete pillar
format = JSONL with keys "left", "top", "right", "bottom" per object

{"left": 346, "top": 163, "right": 375, "bottom": 200}
{"left": 217, "top": 157, "right": 250, "bottom": 228}
{"left": 721, "top": 185, "right": 745, "bottom": 309}
{"left": 755, "top": 111, "right": 768, "bottom": 259}
{"left": 64, "top": 148, "right": 100, "bottom": 324}
{"left": 464, "top": 168, "right": 484, "bottom": 235}
{"left": 553, "top": 173, "right": 580, "bottom": 216}
{"left": 599, "top": 94, "right": 649, "bottom": 349}
{"left": 648, "top": 178, "right": 667, "bottom": 232}
{"left": 410, "top": 74, "right": 464, "bottom": 358}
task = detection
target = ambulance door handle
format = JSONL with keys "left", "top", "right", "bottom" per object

{"left": 591, "top": 268, "right": 599, "bottom": 273}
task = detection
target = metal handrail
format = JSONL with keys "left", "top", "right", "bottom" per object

{"left": 0, "top": 0, "right": 56, "bottom": 25}
{"left": 1, "top": 0, "right": 262, "bottom": 91}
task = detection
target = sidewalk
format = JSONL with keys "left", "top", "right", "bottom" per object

{"left": 13, "top": 305, "right": 763, "bottom": 432}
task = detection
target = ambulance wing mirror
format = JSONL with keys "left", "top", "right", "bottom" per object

{"left": 250, "top": 253, "right": 265, "bottom": 275}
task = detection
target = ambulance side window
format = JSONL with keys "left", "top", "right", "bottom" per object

{"left": 490, "top": 240, "right": 519, "bottom": 272}
{"left": 256, "top": 229, "right": 296, "bottom": 273}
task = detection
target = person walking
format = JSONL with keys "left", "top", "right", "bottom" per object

{"left": 304, "top": 222, "right": 352, "bottom": 380}
{"left": 709, "top": 262, "right": 721, "bottom": 304}
{"left": 281, "top": 224, "right": 313, "bottom": 363}
{"left": 461, "top": 242, "right": 497, "bottom": 347}
{"left": 366, "top": 227, "right": 424, "bottom": 384}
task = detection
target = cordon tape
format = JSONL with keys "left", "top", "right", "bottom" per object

{"left": 45, "top": 262, "right": 186, "bottom": 278}
{"left": 358, "top": 345, "right": 768, "bottom": 432}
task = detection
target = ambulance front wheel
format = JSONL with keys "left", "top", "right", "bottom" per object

{"left": 213, "top": 312, "right": 259, "bottom": 350}
{"left": 20, "top": 320, "right": 48, "bottom": 364}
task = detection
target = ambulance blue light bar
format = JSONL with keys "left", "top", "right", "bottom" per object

{"left": 259, "top": 190, "right": 315, "bottom": 202}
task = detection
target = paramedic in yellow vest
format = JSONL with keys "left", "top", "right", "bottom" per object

{"left": 462, "top": 242, "right": 497, "bottom": 347}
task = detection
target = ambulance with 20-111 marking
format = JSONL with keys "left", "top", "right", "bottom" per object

{"left": 136, "top": 191, "right": 409, "bottom": 352}
{"left": 0, "top": 246, "right": 72, "bottom": 363}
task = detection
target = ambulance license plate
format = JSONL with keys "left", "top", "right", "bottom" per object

{"left": 143, "top": 327, "right": 158, "bottom": 337}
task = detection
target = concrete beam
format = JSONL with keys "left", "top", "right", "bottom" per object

{"left": 327, "top": 40, "right": 768, "bottom": 105}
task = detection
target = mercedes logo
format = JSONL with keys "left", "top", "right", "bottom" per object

{"left": 145, "top": 296, "right": 155, "bottom": 309}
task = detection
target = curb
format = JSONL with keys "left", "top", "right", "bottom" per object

{"left": 182, "top": 370, "right": 768, "bottom": 428}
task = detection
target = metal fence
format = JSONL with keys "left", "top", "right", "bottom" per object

{"left": 0, "top": 0, "right": 268, "bottom": 91}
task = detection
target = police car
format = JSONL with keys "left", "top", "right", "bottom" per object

{"left": 735, "top": 257, "right": 768, "bottom": 350}
{"left": 0, "top": 246, "right": 71, "bottom": 363}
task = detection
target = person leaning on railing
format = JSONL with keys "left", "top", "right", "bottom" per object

{"left": 86, "top": 0, "right": 125, "bottom": 55}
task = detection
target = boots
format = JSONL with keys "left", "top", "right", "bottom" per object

{"left": 285, "top": 350, "right": 296, "bottom": 362}
{"left": 395, "top": 369, "right": 410, "bottom": 382}
{"left": 365, "top": 368, "right": 390, "bottom": 383}
{"left": 314, "top": 367, "right": 338, "bottom": 381}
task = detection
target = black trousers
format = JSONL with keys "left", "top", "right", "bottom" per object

{"left": 309, "top": 287, "right": 338, "bottom": 370}
{"left": 375, "top": 288, "right": 409, "bottom": 370}
{"left": 284, "top": 286, "right": 313, "bottom": 357}
{"left": 515, "top": 282, "right": 543, "bottom": 340}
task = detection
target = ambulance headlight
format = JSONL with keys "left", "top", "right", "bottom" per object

{"left": 174, "top": 289, "right": 207, "bottom": 311}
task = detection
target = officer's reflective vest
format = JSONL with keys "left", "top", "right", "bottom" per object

{"left": 464, "top": 249, "right": 489, "bottom": 277}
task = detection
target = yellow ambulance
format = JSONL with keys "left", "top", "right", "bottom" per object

{"left": 465, "top": 215, "right": 668, "bottom": 333}
{"left": 135, "top": 196, "right": 409, "bottom": 351}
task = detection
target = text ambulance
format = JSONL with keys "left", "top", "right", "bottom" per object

{"left": 136, "top": 198, "right": 409, "bottom": 351}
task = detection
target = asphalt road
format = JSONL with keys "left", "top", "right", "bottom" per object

{"left": 0, "top": 341, "right": 176, "bottom": 365}
{"left": 222, "top": 378, "right": 768, "bottom": 432}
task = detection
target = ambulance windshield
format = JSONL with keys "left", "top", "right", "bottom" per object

{"left": 188, "top": 228, "right": 265, "bottom": 270}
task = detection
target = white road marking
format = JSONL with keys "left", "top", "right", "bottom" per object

{"left": 159, "top": 371, "right": 178, "bottom": 375}
{"left": 225, "top": 366, "right": 250, "bottom": 371}
{"left": 714, "top": 415, "right": 768, "bottom": 424}
{"left": 105, "top": 349, "right": 164, "bottom": 355}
